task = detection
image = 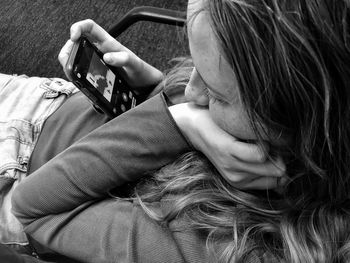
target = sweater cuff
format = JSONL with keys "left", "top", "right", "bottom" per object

{"left": 160, "top": 92, "right": 195, "bottom": 150}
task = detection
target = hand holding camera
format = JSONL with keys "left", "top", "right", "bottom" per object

{"left": 58, "top": 19, "right": 164, "bottom": 117}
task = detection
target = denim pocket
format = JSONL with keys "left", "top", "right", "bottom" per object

{"left": 40, "top": 78, "right": 78, "bottom": 99}
{"left": 0, "top": 75, "right": 78, "bottom": 245}
{"left": 0, "top": 120, "right": 34, "bottom": 245}
{"left": 0, "top": 174, "right": 29, "bottom": 245}
{"left": 0, "top": 120, "right": 34, "bottom": 184}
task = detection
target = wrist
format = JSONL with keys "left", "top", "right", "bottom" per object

{"left": 137, "top": 58, "right": 164, "bottom": 86}
{"left": 168, "top": 103, "right": 203, "bottom": 150}
{"left": 133, "top": 60, "right": 164, "bottom": 96}
{"left": 168, "top": 103, "right": 192, "bottom": 134}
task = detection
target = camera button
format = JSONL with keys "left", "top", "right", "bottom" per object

{"left": 121, "top": 104, "right": 126, "bottom": 112}
{"left": 73, "top": 81, "right": 83, "bottom": 89}
{"left": 122, "top": 92, "right": 128, "bottom": 102}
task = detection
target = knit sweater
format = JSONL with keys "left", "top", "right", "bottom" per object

{"left": 11, "top": 93, "right": 214, "bottom": 263}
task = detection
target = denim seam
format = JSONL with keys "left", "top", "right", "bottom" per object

{"left": 0, "top": 162, "right": 27, "bottom": 175}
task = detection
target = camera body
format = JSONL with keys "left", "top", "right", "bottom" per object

{"left": 66, "top": 36, "right": 140, "bottom": 118}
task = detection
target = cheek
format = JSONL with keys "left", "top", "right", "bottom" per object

{"left": 209, "top": 102, "right": 256, "bottom": 140}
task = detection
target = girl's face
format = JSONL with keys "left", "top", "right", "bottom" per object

{"left": 185, "top": 0, "right": 256, "bottom": 140}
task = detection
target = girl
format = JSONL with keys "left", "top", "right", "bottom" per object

{"left": 11, "top": 0, "right": 350, "bottom": 262}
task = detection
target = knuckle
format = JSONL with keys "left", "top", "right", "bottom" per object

{"left": 84, "top": 19, "right": 95, "bottom": 25}
{"left": 256, "top": 152, "right": 267, "bottom": 163}
{"left": 273, "top": 160, "right": 286, "bottom": 176}
{"left": 248, "top": 146, "right": 266, "bottom": 162}
{"left": 218, "top": 158, "right": 238, "bottom": 171}
{"left": 57, "top": 53, "right": 64, "bottom": 63}
{"left": 123, "top": 52, "right": 131, "bottom": 62}
{"left": 225, "top": 173, "right": 245, "bottom": 184}
{"left": 230, "top": 177, "right": 242, "bottom": 183}
{"left": 70, "top": 21, "right": 78, "bottom": 28}
{"left": 57, "top": 50, "right": 63, "bottom": 59}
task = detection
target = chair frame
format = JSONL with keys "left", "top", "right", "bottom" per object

{"left": 108, "top": 6, "right": 186, "bottom": 37}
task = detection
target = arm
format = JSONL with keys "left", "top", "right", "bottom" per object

{"left": 14, "top": 198, "right": 206, "bottom": 263}
{"left": 11, "top": 94, "right": 198, "bottom": 263}
{"left": 169, "top": 103, "right": 286, "bottom": 189}
{"left": 12, "top": 93, "right": 192, "bottom": 225}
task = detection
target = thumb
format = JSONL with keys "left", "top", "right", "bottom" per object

{"left": 103, "top": 51, "right": 132, "bottom": 67}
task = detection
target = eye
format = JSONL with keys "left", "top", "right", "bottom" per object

{"left": 204, "top": 87, "right": 226, "bottom": 104}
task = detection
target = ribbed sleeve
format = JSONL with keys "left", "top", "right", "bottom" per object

{"left": 12, "top": 92, "right": 191, "bottom": 225}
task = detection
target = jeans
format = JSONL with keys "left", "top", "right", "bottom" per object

{"left": 0, "top": 74, "right": 78, "bottom": 246}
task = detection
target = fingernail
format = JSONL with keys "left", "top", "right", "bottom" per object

{"left": 104, "top": 53, "right": 112, "bottom": 63}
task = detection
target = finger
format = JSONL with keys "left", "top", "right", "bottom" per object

{"left": 199, "top": 115, "right": 268, "bottom": 163}
{"left": 239, "top": 176, "right": 282, "bottom": 190}
{"left": 243, "top": 175, "right": 290, "bottom": 190}
{"left": 228, "top": 156, "right": 286, "bottom": 177}
{"left": 58, "top": 40, "right": 74, "bottom": 67}
{"left": 70, "top": 20, "right": 126, "bottom": 54}
{"left": 219, "top": 170, "right": 259, "bottom": 186}
{"left": 230, "top": 140, "right": 268, "bottom": 163}
{"left": 70, "top": 19, "right": 110, "bottom": 43}
{"left": 103, "top": 51, "right": 141, "bottom": 71}
{"left": 58, "top": 40, "right": 76, "bottom": 79}
{"left": 103, "top": 51, "right": 130, "bottom": 66}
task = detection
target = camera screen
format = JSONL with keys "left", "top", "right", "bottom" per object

{"left": 86, "top": 52, "right": 116, "bottom": 102}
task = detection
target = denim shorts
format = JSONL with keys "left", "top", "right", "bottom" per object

{"left": 0, "top": 74, "right": 78, "bottom": 246}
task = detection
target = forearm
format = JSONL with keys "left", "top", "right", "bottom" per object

{"left": 12, "top": 92, "right": 192, "bottom": 225}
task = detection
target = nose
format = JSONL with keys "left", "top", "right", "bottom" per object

{"left": 185, "top": 68, "right": 209, "bottom": 106}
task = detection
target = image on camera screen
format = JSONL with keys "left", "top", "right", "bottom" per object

{"left": 86, "top": 52, "right": 116, "bottom": 102}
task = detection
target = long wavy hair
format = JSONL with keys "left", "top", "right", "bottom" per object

{"left": 122, "top": 0, "right": 350, "bottom": 262}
